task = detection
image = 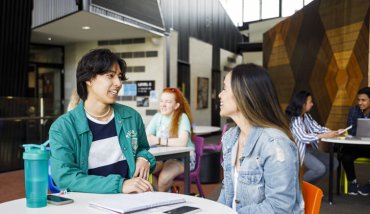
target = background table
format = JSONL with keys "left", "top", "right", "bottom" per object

{"left": 322, "top": 137, "right": 370, "bottom": 204}
{"left": 0, "top": 192, "right": 236, "bottom": 213}
{"left": 149, "top": 146, "right": 193, "bottom": 194}
{"left": 193, "top": 126, "right": 220, "bottom": 135}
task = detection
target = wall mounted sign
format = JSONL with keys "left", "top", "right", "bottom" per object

{"left": 136, "top": 81, "right": 155, "bottom": 96}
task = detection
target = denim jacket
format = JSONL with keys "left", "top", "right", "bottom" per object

{"left": 218, "top": 126, "right": 304, "bottom": 213}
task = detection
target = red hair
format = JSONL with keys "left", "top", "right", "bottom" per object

{"left": 162, "top": 87, "right": 193, "bottom": 138}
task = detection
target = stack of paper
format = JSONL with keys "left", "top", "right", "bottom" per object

{"left": 89, "top": 192, "right": 186, "bottom": 213}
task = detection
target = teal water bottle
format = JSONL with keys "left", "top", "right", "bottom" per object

{"left": 23, "top": 143, "right": 50, "bottom": 208}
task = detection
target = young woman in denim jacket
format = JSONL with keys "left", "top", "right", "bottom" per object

{"left": 49, "top": 49, "right": 155, "bottom": 194}
{"left": 217, "top": 64, "right": 304, "bottom": 213}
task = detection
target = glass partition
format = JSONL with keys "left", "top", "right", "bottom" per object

{"left": 0, "top": 97, "right": 61, "bottom": 172}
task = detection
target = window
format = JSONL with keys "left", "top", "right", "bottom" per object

{"left": 261, "top": 0, "right": 279, "bottom": 19}
{"left": 220, "top": 0, "right": 310, "bottom": 25}
{"left": 243, "top": 0, "right": 260, "bottom": 22}
{"left": 282, "top": 0, "right": 303, "bottom": 17}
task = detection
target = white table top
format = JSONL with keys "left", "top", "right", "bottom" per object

{"left": 322, "top": 137, "right": 370, "bottom": 145}
{"left": 149, "top": 146, "right": 194, "bottom": 156}
{"left": 0, "top": 192, "right": 236, "bottom": 214}
{"left": 193, "top": 126, "right": 221, "bottom": 135}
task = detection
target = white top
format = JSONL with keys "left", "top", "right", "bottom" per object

{"left": 0, "top": 192, "right": 236, "bottom": 214}
{"left": 193, "top": 126, "right": 221, "bottom": 135}
{"left": 231, "top": 141, "right": 239, "bottom": 210}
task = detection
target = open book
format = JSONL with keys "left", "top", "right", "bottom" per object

{"left": 89, "top": 192, "right": 186, "bottom": 213}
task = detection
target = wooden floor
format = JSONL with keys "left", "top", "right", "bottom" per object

{"left": 0, "top": 169, "right": 221, "bottom": 203}
{"left": 0, "top": 170, "right": 26, "bottom": 203}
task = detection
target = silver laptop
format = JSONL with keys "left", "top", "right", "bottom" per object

{"left": 355, "top": 118, "right": 370, "bottom": 140}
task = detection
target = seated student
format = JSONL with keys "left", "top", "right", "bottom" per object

{"left": 217, "top": 64, "right": 304, "bottom": 213}
{"left": 49, "top": 49, "right": 156, "bottom": 194}
{"left": 342, "top": 87, "right": 370, "bottom": 195}
{"left": 146, "top": 87, "right": 195, "bottom": 192}
{"left": 285, "top": 90, "right": 340, "bottom": 184}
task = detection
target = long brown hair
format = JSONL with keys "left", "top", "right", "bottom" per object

{"left": 231, "top": 64, "right": 300, "bottom": 186}
{"left": 162, "top": 87, "right": 193, "bottom": 137}
{"left": 230, "top": 64, "right": 293, "bottom": 140}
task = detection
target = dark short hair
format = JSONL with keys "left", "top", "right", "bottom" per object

{"left": 76, "top": 48, "right": 127, "bottom": 101}
{"left": 285, "top": 90, "right": 312, "bottom": 120}
{"left": 358, "top": 87, "right": 370, "bottom": 99}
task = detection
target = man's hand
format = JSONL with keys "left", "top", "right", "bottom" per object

{"left": 122, "top": 177, "right": 153, "bottom": 193}
{"left": 133, "top": 157, "right": 150, "bottom": 180}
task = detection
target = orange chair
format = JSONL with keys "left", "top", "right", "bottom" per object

{"left": 302, "top": 181, "right": 323, "bottom": 214}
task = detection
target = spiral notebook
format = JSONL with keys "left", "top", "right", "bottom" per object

{"left": 89, "top": 192, "right": 186, "bottom": 214}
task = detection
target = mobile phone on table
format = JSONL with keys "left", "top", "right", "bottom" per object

{"left": 47, "top": 195, "right": 74, "bottom": 205}
{"left": 163, "top": 206, "right": 201, "bottom": 214}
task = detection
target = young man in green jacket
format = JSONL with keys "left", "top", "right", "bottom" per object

{"left": 49, "top": 49, "right": 156, "bottom": 193}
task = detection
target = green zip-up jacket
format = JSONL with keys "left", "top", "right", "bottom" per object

{"left": 49, "top": 102, "right": 156, "bottom": 193}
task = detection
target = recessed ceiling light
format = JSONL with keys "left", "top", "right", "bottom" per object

{"left": 82, "top": 26, "right": 91, "bottom": 30}
{"left": 48, "top": 37, "right": 52, "bottom": 41}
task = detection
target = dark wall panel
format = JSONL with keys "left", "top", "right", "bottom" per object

{"left": 0, "top": 0, "right": 33, "bottom": 97}
{"left": 160, "top": 0, "right": 242, "bottom": 68}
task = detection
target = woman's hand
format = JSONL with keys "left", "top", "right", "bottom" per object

{"left": 337, "top": 129, "right": 345, "bottom": 135}
{"left": 122, "top": 177, "right": 153, "bottom": 193}
{"left": 318, "top": 131, "right": 338, "bottom": 139}
{"left": 326, "top": 131, "right": 339, "bottom": 138}
{"left": 134, "top": 157, "right": 150, "bottom": 180}
{"left": 147, "top": 135, "right": 159, "bottom": 146}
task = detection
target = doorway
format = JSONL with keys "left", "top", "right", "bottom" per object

{"left": 28, "top": 44, "right": 65, "bottom": 113}
{"left": 177, "top": 61, "right": 191, "bottom": 102}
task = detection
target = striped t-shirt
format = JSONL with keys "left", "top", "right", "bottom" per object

{"left": 86, "top": 112, "right": 129, "bottom": 178}
{"left": 290, "top": 113, "right": 329, "bottom": 164}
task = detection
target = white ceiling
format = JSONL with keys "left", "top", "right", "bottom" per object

{"left": 31, "top": 11, "right": 159, "bottom": 45}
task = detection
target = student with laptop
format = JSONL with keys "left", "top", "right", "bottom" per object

{"left": 285, "top": 90, "right": 340, "bottom": 184}
{"left": 341, "top": 87, "right": 370, "bottom": 195}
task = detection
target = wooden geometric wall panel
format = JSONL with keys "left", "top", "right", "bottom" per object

{"left": 264, "top": 0, "right": 369, "bottom": 129}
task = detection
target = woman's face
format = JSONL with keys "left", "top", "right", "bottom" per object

{"left": 86, "top": 63, "right": 122, "bottom": 105}
{"left": 219, "top": 72, "right": 239, "bottom": 117}
{"left": 159, "top": 92, "right": 179, "bottom": 116}
{"left": 303, "top": 95, "right": 314, "bottom": 113}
